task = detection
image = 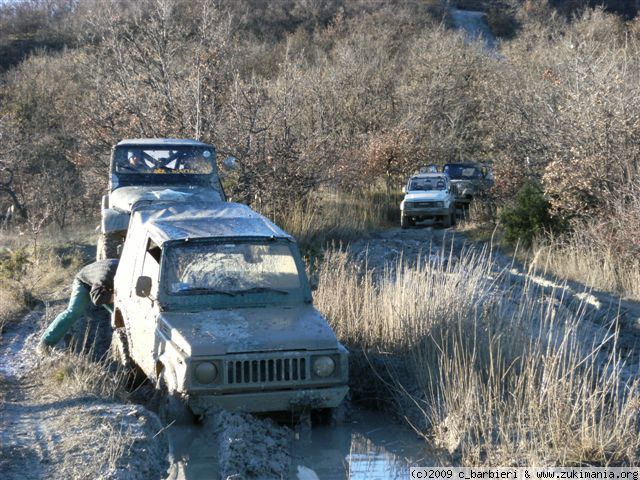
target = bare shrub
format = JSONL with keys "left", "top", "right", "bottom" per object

{"left": 528, "top": 180, "right": 640, "bottom": 299}
{"left": 269, "top": 191, "right": 387, "bottom": 253}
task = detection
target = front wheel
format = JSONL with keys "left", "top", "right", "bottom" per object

{"left": 401, "top": 215, "right": 408, "bottom": 229}
{"left": 111, "top": 328, "right": 144, "bottom": 387}
{"left": 442, "top": 214, "right": 452, "bottom": 228}
{"left": 157, "top": 370, "right": 195, "bottom": 425}
{"left": 111, "top": 327, "right": 133, "bottom": 368}
{"left": 312, "top": 407, "right": 335, "bottom": 425}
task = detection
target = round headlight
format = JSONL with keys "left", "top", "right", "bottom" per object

{"left": 313, "top": 356, "right": 336, "bottom": 378}
{"left": 194, "top": 362, "right": 217, "bottom": 384}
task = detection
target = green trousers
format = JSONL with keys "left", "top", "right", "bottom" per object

{"left": 41, "top": 279, "right": 112, "bottom": 346}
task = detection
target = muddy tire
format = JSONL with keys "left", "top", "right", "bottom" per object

{"left": 401, "top": 215, "right": 415, "bottom": 229}
{"left": 111, "top": 328, "right": 144, "bottom": 386}
{"left": 96, "top": 232, "right": 121, "bottom": 260}
{"left": 442, "top": 214, "right": 452, "bottom": 228}
{"left": 157, "top": 371, "right": 194, "bottom": 425}
{"left": 111, "top": 328, "right": 133, "bottom": 369}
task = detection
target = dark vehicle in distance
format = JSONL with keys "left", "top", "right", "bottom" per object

{"left": 442, "top": 162, "right": 493, "bottom": 208}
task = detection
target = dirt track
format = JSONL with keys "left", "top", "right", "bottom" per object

{"left": 0, "top": 306, "right": 168, "bottom": 479}
{"left": 2, "top": 225, "right": 640, "bottom": 479}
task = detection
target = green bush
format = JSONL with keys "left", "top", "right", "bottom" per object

{"left": 499, "top": 180, "right": 557, "bottom": 247}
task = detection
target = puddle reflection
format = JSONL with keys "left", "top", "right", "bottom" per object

{"left": 292, "top": 409, "right": 433, "bottom": 479}
{"left": 165, "top": 407, "right": 434, "bottom": 479}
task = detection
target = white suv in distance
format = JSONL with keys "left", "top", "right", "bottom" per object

{"left": 400, "top": 173, "right": 456, "bottom": 229}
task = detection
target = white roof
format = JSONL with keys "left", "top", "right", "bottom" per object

{"left": 410, "top": 173, "right": 448, "bottom": 179}
{"left": 133, "top": 202, "right": 293, "bottom": 245}
{"left": 116, "top": 138, "right": 214, "bottom": 148}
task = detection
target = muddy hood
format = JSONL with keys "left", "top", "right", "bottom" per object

{"left": 110, "top": 186, "right": 222, "bottom": 213}
{"left": 159, "top": 306, "right": 340, "bottom": 356}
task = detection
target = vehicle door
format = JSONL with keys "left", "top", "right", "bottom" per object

{"left": 128, "top": 237, "right": 162, "bottom": 376}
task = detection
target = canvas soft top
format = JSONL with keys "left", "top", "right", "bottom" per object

{"left": 131, "top": 202, "right": 293, "bottom": 245}
{"left": 116, "top": 138, "right": 214, "bottom": 148}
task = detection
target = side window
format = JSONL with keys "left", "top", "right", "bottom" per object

{"left": 141, "top": 238, "right": 162, "bottom": 294}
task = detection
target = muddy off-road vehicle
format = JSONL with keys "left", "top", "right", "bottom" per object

{"left": 442, "top": 162, "right": 493, "bottom": 208}
{"left": 400, "top": 173, "right": 456, "bottom": 229}
{"left": 97, "top": 139, "right": 226, "bottom": 260}
{"left": 111, "top": 202, "right": 349, "bottom": 419}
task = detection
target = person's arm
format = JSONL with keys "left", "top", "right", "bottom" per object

{"left": 89, "top": 284, "right": 113, "bottom": 306}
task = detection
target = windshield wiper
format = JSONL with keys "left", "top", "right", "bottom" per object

{"left": 236, "top": 287, "right": 289, "bottom": 295}
{"left": 176, "top": 288, "right": 237, "bottom": 296}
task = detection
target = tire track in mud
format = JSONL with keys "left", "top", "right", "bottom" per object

{"left": 0, "top": 308, "right": 58, "bottom": 480}
{"left": 0, "top": 306, "right": 169, "bottom": 480}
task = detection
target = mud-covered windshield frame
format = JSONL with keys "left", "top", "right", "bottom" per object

{"left": 407, "top": 176, "right": 448, "bottom": 192}
{"left": 111, "top": 145, "right": 217, "bottom": 188}
{"left": 158, "top": 237, "right": 312, "bottom": 308}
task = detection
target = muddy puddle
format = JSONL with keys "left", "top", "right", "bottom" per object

{"left": 165, "top": 407, "right": 435, "bottom": 479}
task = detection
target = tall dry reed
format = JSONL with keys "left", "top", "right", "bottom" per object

{"left": 316, "top": 246, "right": 640, "bottom": 465}
{"left": 532, "top": 235, "right": 640, "bottom": 301}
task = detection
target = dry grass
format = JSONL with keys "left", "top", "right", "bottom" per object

{"left": 0, "top": 232, "right": 87, "bottom": 335}
{"left": 265, "top": 191, "right": 391, "bottom": 254}
{"left": 316, "top": 246, "right": 640, "bottom": 466}
{"left": 531, "top": 236, "right": 640, "bottom": 302}
{"left": 0, "top": 284, "right": 28, "bottom": 333}
{"left": 40, "top": 349, "right": 129, "bottom": 401}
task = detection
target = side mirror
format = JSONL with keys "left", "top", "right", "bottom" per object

{"left": 222, "top": 156, "right": 237, "bottom": 171}
{"left": 402, "top": 186, "right": 407, "bottom": 193}
{"left": 135, "top": 276, "right": 152, "bottom": 298}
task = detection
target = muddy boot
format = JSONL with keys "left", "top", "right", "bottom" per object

{"left": 36, "top": 340, "right": 53, "bottom": 357}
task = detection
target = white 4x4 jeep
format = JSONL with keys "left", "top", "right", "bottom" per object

{"left": 98, "top": 139, "right": 226, "bottom": 260}
{"left": 111, "top": 202, "right": 349, "bottom": 420}
{"left": 400, "top": 173, "right": 456, "bottom": 229}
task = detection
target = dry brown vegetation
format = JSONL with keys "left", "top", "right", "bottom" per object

{"left": 1, "top": 1, "right": 638, "bottom": 292}
{"left": 0, "top": 227, "right": 90, "bottom": 333}
{"left": 2, "top": 0, "right": 640, "bottom": 469}
{"left": 316, "top": 247, "right": 640, "bottom": 466}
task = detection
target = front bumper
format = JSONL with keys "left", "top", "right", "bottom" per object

{"left": 101, "top": 207, "right": 130, "bottom": 234}
{"left": 402, "top": 207, "right": 450, "bottom": 218}
{"left": 187, "top": 385, "right": 349, "bottom": 414}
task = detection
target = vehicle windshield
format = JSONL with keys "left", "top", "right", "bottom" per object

{"left": 443, "top": 164, "right": 484, "bottom": 180}
{"left": 408, "top": 177, "right": 447, "bottom": 191}
{"left": 114, "top": 146, "right": 215, "bottom": 175}
{"left": 164, "top": 241, "right": 302, "bottom": 295}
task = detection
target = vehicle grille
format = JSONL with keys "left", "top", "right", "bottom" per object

{"left": 226, "top": 357, "right": 308, "bottom": 385}
{"left": 412, "top": 201, "right": 443, "bottom": 208}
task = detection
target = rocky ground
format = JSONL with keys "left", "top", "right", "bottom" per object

{"left": 0, "top": 306, "right": 168, "bottom": 479}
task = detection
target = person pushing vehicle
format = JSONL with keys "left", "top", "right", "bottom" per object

{"left": 39, "top": 259, "right": 119, "bottom": 353}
